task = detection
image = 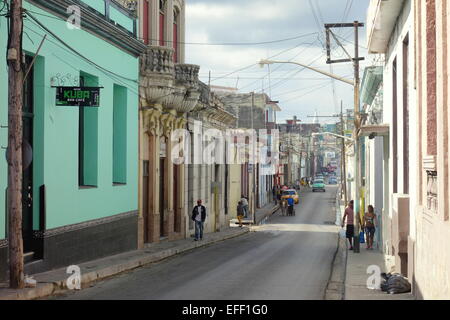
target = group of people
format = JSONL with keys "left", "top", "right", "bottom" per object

{"left": 341, "top": 200, "right": 377, "bottom": 250}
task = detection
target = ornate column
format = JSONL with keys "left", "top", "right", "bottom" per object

{"left": 161, "top": 110, "right": 176, "bottom": 239}
{"left": 143, "top": 107, "right": 162, "bottom": 243}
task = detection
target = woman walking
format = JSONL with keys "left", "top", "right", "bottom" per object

{"left": 363, "top": 205, "right": 377, "bottom": 250}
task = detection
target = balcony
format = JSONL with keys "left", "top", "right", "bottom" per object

{"left": 140, "top": 46, "right": 201, "bottom": 113}
{"left": 366, "top": 0, "right": 406, "bottom": 53}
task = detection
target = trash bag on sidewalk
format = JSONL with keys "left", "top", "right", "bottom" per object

{"left": 380, "top": 273, "right": 411, "bottom": 294}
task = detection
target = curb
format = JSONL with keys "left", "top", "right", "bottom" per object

{"left": 255, "top": 205, "right": 280, "bottom": 225}
{"left": 324, "top": 189, "right": 347, "bottom": 300}
{"left": 0, "top": 228, "right": 250, "bottom": 300}
{"left": 324, "top": 234, "right": 347, "bottom": 300}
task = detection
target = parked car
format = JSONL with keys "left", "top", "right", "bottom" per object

{"left": 312, "top": 179, "right": 326, "bottom": 192}
{"left": 281, "top": 189, "right": 299, "bottom": 204}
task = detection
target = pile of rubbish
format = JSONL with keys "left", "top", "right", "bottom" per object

{"left": 380, "top": 273, "right": 411, "bottom": 294}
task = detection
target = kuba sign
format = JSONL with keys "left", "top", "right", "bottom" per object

{"left": 55, "top": 86, "right": 101, "bottom": 107}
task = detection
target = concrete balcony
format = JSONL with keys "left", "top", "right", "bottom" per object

{"left": 140, "top": 46, "right": 201, "bottom": 113}
{"left": 366, "top": 0, "right": 405, "bottom": 53}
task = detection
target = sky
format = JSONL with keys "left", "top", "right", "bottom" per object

{"left": 185, "top": 0, "right": 371, "bottom": 124}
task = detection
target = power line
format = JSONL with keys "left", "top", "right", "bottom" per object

{"left": 25, "top": 12, "right": 138, "bottom": 84}
{"left": 25, "top": 8, "right": 319, "bottom": 46}
{"left": 211, "top": 35, "right": 320, "bottom": 84}
{"left": 238, "top": 38, "right": 321, "bottom": 91}
{"left": 23, "top": 23, "right": 140, "bottom": 97}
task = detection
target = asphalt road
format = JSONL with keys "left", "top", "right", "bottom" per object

{"left": 55, "top": 186, "right": 339, "bottom": 300}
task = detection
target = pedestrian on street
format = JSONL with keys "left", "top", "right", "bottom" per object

{"left": 192, "top": 199, "right": 206, "bottom": 241}
{"left": 363, "top": 205, "right": 377, "bottom": 250}
{"left": 287, "top": 197, "right": 295, "bottom": 216}
{"left": 280, "top": 198, "right": 287, "bottom": 216}
{"left": 272, "top": 185, "right": 277, "bottom": 205}
{"left": 240, "top": 195, "right": 249, "bottom": 218}
{"left": 342, "top": 200, "right": 356, "bottom": 250}
{"left": 237, "top": 201, "right": 245, "bottom": 227}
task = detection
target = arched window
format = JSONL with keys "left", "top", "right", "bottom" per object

{"left": 159, "top": 0, "right": 166, "bottom": 46}
{"left": 173, "top": 9, "right": 179, "bottom": 62}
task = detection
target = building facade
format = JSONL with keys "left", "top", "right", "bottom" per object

{"left": 366, "top": 0, "right": 450, "bottom": 299}
{"left": 0, "top": 0, "right": 144, "bottom": 280}
{"left": 138, "top": 0, "right": 204, "bottom": 245}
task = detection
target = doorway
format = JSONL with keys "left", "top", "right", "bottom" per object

{"left": 22, "top": 55, "right": 34, "bottom": 254}
{"left": 159, "top": 136, "right": 166, "bottom": 238}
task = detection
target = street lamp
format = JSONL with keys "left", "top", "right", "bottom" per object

{"left": 259, "top": 58, "right": 362, "bottom": 253}
{"left": 258, "top": 59, "right": 354, "bottom": 85}
{"left": 312, "top": 132, "right": 354, "bottom": 142}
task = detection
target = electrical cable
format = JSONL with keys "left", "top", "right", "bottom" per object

{"left": 23, "top": 23, "right": 140, "bottom": 97}
{"left": 25, "top": 8, "right": 320, "bottom": 47}
{"left": 210, "top": 35, "right": 319, "bottom": 84}
{"left": 25, "top": 11, "right": 138, "bottom": 84}
{"left": 236, "top": 38, "right": 321, "bottom": 91}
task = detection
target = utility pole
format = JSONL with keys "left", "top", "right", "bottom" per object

{"left": 340, "top": 101, "right": 348, "bottom": 205}
{"left": 7, "top": 0, "right": 25, "bottom": 288}
{"left": 325, "top": 21, "right": 364, "bottom": 253}
{"left": 251, "top": 92, "right": 256, "bottom": 224}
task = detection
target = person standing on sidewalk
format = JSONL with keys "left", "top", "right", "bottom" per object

{"left": 237, "top": 201, "right": 245, "bottom": 227}
{"left": 240, "top": 195, "right": 249, "bottom": 218}
{"left": 342, "top": 200, "right": 355, "bottom": 250}
{"left": 363, "top": 205, "right": 377, "bottom": 250}
{"left": 192, "top": 200, "right": 206, "bottom": 241}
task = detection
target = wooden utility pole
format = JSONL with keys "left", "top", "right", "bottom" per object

{"left": 325, "top": 21, "right": 364, "bottom": 253}
{"left": 7, "top": 0, "right": 25, "bottom": 288}
{"left": 340, "top": 101, "right": 348, "bottom": 205}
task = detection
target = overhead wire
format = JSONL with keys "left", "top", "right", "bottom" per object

{"left": 209, "top": 33, "right": 319, "bottom": 84}
{"left": 237, "top": 37, "right": 322, "bottom": 92}
{"left": 25, "top": 8, "right": 319, "bottom": 47}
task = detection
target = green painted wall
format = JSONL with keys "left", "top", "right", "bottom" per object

{"left": 81, "top": 0, "right": 106, "bottom": 15}
{"left": 0, "top": 2, "right": 139, "bottom": 234}
{"left": 110, "top": 6, "right": 134, "bottom": 33}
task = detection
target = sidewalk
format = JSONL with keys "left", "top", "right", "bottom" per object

{"left": 0, "top": 226, "right": 249, "bottom": 300}
{"left": 344, "top": 246, "right": 415, "bottom": 300}
{"left": 335, "top": 198, "right": 414, "bottom": 300}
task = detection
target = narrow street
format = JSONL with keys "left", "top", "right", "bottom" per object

{"left": 54, "top": 186, "right": 338, "bottom": 300}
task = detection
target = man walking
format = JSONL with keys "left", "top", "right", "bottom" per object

{"left": 287, "top": 196, "right": 295, "bottom": 216}
{"left": 192, "top": 199, "right": 206, "bottom": 241}
{"left": 272, "top": 185, "right": 277, "bottom": 205}
{"left": 237, "top": 201, "right": 245, "bottom": 227}
{"left": 342, "top": 200, "right": 356, "bottom": 250}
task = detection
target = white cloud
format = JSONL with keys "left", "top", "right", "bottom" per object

{"left": 185, "top": 0, "right": 370, "bottom": 123}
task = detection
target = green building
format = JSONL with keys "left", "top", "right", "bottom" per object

{"left": 0, "top": 0, "right": 145, "bottom": 281}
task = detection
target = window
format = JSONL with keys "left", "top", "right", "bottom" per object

{"left": 113, "top": 84, "right": 127, "bottom": 184}
{"left": 159, "top": 0, "right": 165, "bottom": 46}
{"left": 143, "top": 0, "right": 150, "bottom": 45}
{"left": 79, "top": 72, "right": 99, "bottom": 187}
{"left": 173, "top": 9, "right": 179, "bottom": 62}
{"left": 392, "top": 58, "right": 398, "bottom": 193}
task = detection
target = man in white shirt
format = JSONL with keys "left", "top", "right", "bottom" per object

{"left": 192, "top": 199, "right": 206, "bottom": 241}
